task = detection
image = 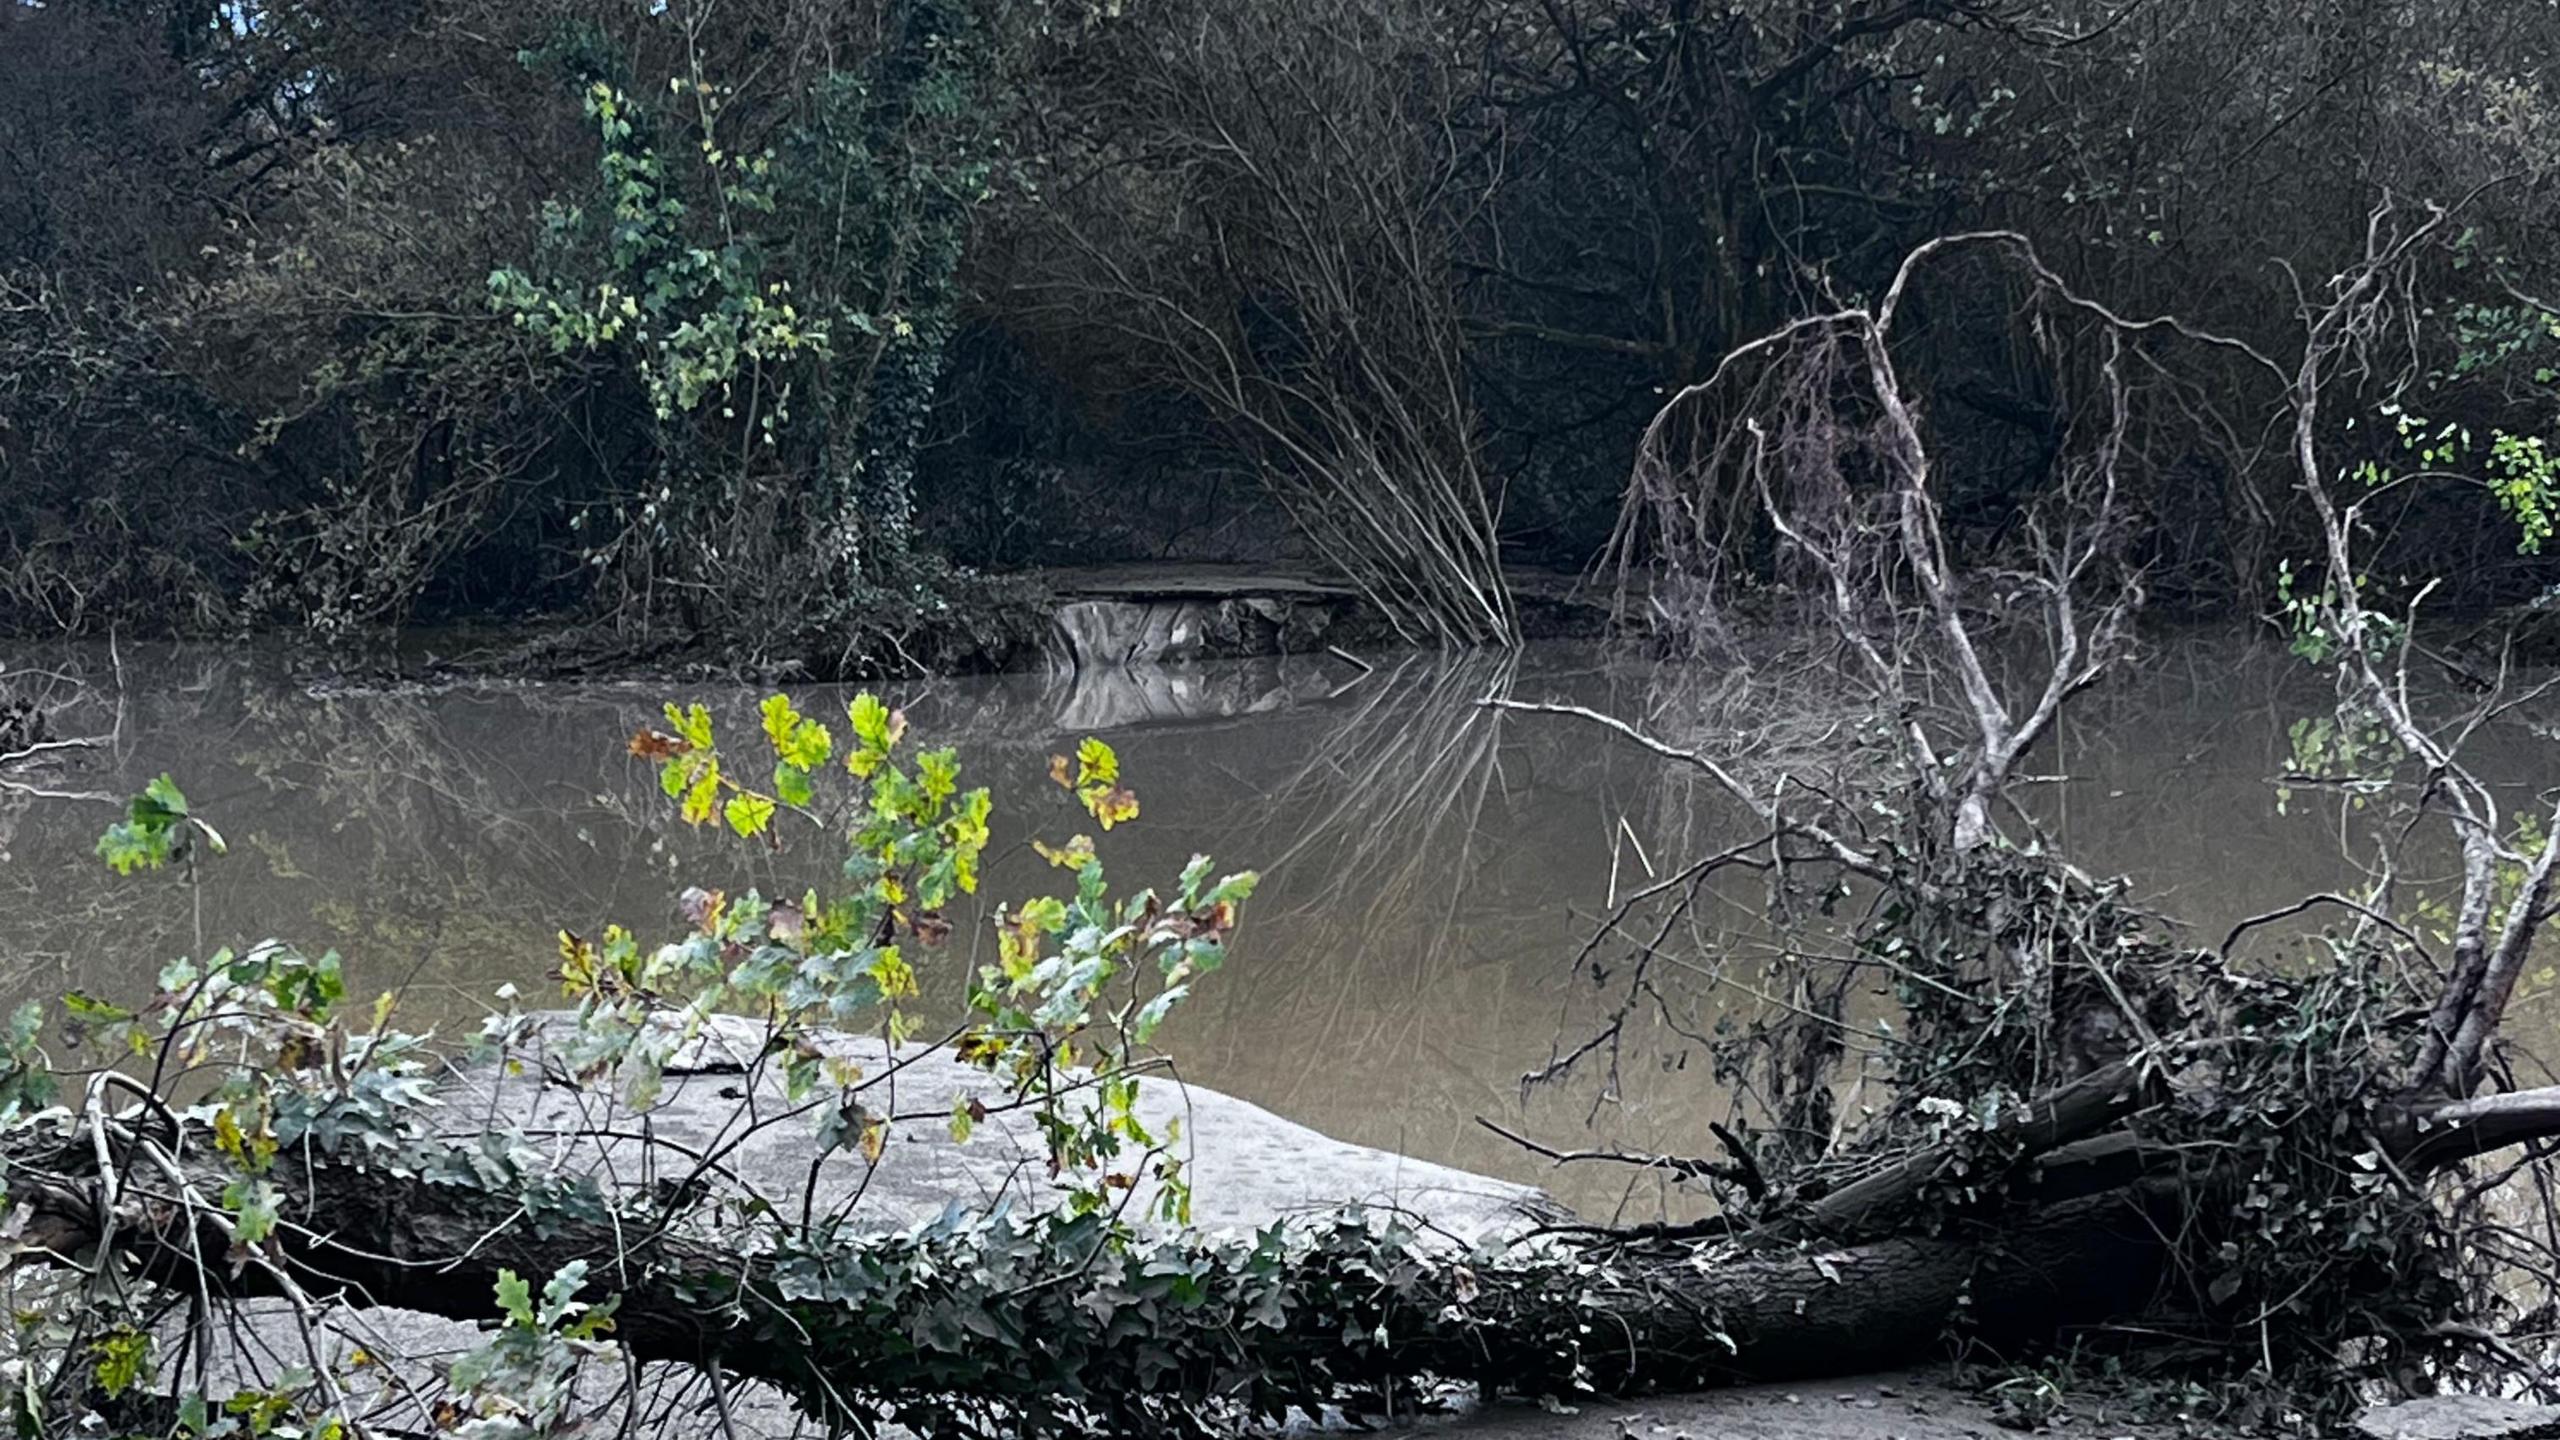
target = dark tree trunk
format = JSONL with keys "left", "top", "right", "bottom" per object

{"left": 13, "top": 1123, "right": 2181, "bottom": 1426}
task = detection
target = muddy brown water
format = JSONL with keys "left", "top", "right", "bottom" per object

{"left": 1, "top": 633, "right": 2550, "bottom": 1218}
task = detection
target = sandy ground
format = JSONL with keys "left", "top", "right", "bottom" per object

{"left": 1404, "top": 1371, "right": 2170, "bottom": 1440}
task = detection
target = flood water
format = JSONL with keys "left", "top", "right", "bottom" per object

{"left": 2, "top": 633, "right": 2550, "bottom": 1217}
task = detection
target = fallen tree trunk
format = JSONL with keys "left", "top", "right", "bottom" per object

{"left": 8, "top": 1115, "right": 2182, "bottom": 1433}
{"left": 20, "top": 1035, "right": 2553, "bottom": 1435}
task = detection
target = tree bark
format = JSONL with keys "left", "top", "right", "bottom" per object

{"left": 8, "top": 1124, "right": 2180, "bottom": 1425}
{"left": 20, "top": 1062, "right": 2557, "bottom": 1427}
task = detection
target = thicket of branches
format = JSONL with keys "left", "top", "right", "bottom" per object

{"left": 4, "top": 0, "right": 2559, "bottom": 654}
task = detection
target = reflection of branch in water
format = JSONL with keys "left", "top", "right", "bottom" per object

{"left": 1198, "top": 652, "right": 1526, "bottom": 1121}
{"left": 0, "top": 653, "right": 117, "bottom": 806}
{"left": 1261, "top": 650, "right": 1521, "bottom": 951}
{"left": 220, "top": 682, "right": 720, "bottom": 1004}
{"left": 0, "top": 652, "right": 143, "bottom": 1002}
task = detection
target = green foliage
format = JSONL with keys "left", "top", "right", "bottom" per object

{"left": 0, "top": 1000, "right": 55, "bottom": 1116}
{"left": 95, "top": 773, "right": 223, "bottom": 875}
{"left": 2449, "top": 304, "right": 2560, "bottom": 551}
{"left": 87, "top": 1330, "right": 150, "bottom": 1399}
{"left": 2274, "top": 709, "right": 2405, "bottom": 815}
{"left": 443, "top": 1263, "right": 620, "bottom": 1439}
{"left": 488, "top": 77, "right": 828, "bottom": 435}
{"left": 2354, "top": 402, "right": 2559, "bottom": 557}
{"left": 486, "top": 10, "right": 1001, "bottom": 647}
{"left": 0, "top": 693, "right": 1319, "bottom": 1437}
{"left": 600, "top": 693, "right": 1248, "bottom": 1223}
{"left": 2487, "top": 430, "right": 2559, "bottom": 555}
{"left": 11, "top": 0, "right": 2560, "bottom": 650}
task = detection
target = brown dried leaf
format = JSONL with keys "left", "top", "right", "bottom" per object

{"left": 629, "top": 729, "right": 686, "bottom": 761}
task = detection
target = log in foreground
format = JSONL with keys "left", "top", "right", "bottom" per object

{"left": 5, "top": 1114, "right": 2181, "bottom": 1434}
{"left": 18, "top": 1005, "right": 2552, "bottom": 1435}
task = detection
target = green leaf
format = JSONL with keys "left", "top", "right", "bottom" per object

{"left": 759, "top": 693, "right": 802, "bottom": 754}
{"left": 779, "top": 708, "right": 833, "bottom": 770}
{"left": 724, "top": 791, "right": 777, "bottom": 838}
{"left": 917, "top": 748, "right": 960, "bottom": 807}
{"left": 539, "top": 1260, "right": 591, "bottom": 1328}
{"left": 1015, "top": 896, "right": 1068, "bottom": 933}
{"left": 1178, "top": 853, "right": 1215, "bottom": 904}
{"left": 1132, "top": 985, "right": 1189, "bottom": 1044}
{"left": 139, "top": 773, "right": 189, "bottom": 821}
{"left": 774, "top": 762, "right": 815, "bottom": 808}
{"left": 95, "top": 772, "right": 198, "bottom": 875}
{"left": 91, "top": 1330, "right": 150, "bottom": 1399}
{"left": 682, "top": 762, "right": 722, "bottom": 826}
{"left": 666, "top": 701, "right": 716, "bottom": 750}
{"left": 95, "top": 821, "right": 163, "bottom": 876}
{"left": 495, "top": 1268, "right": 535, "bottom": 1327}
{"left": 849, "top": 693, "right": 892, "bottom": 751}
{"left": 1203, "top": 871, "right": 1259, "bottom": 906}
{"left": 1075, "top": 737, "right": 1118, "bottom": 788}
{"left": 223, "top": 1178, "right": 281, "bottom": 1246}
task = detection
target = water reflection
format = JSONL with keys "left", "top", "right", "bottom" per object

{"left": 0, "top": 634, "right": 2547, "bottom": 1216}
